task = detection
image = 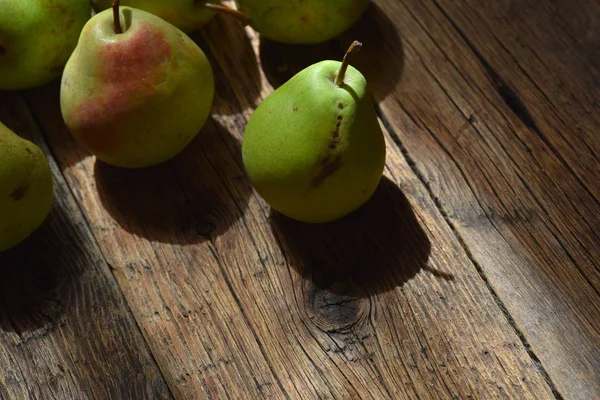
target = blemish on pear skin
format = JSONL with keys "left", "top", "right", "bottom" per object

{"left": 329, "top": 115, "right": 343, "bottom": 150}
{"left": 311, "top": 155, "right": 343, "bottom": 187}
{"left": 338, "top": 103, "right": 344, "bottom": 109}
{"left": 71, "top": 24, "right": 172, "bottom": 153}
{"left": 43, "top": 1, "right": 76, "bottom": 30}
{"left": 11, "top": 185, "right": 28, "bottom": 201}
{"left": 293, "top": 107, "right": 299, "bottom": 113}
{"left": 43, "top": 0, "right": 68, "bottom": 14}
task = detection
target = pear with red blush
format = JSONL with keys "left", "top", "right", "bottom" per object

{"left": 60, "top": 1, "right": 215, "bottom": 168}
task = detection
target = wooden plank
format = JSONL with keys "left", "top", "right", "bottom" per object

{"left": 438, "top": 0, "right": 600, "bottom": 200}
{"left": 24, "top": 9, "right": 556, "bottom": 400}
{"left": 0, "top": 92, "right": 172, "bottom": 399}
{"left": 417, "top": 0, "right": 600, "bottom": 295}
{"left": 272, "top": 0, "right": 600, "bottom": 398}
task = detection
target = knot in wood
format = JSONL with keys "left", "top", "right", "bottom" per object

{"left": 307, "top": 281, "right": 369, "bottom": 334}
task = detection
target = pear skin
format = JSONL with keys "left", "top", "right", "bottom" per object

{"left": 0, "top": 122, "right": 53, "bottom": 252}
{"left": 242, "top": 43, "right": 386, "bottom": 223}
{"left": 60, "top": 6, "right": 215, "bottom": 168}
{"left": 235, "top": 0, "right": 370, "bottom": 44}
{"left": 0, "top": 0, "right": 91, "bottom": 90}
{"left": 91, "top": 0, "right": 220, "bottom": 32}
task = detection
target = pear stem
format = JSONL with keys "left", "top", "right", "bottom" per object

{"left": 335, "top": 41, "right": 363, "bottom": 87}
{"left": 113, "top": 0, "right": 123, "bottom": 34}
{"left": 204, "top": 3, "right": 250, "bottom": 25}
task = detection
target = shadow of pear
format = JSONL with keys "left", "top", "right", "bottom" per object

{"left": 270, "top": 177, "right": 432, "bottom": 298}
{"left": 191, "top": 12, "right": 263, "bottom": 114}
{"left": 0, "top": 91, "right": 83, "bottom": 336}
{"left": 21, "top": 80, "right": 96, "bottom": 169}
{"left": 94, "top": 118, "right": 251, "bottom": 245}
{"left": 0, "top": 202, "right": 83, "bottom": 336}
{"left": 259, "top": 2, "right": 404, "bottom": 97}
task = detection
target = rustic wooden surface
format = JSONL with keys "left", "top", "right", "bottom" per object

{"left": 0, "top": 94, "right": 172, "bottom": 399}
{"left": 1, "top": 0, "right": 599, "bottom": 399}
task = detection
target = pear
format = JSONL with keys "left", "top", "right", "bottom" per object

{"left": 0, "top": 122, "right": 53, "bottom": 252}
{"left": 0, "top": 0, "right": 91, "bottom": 90}
{"left": 242, "top": 41, "right": 386, "bottom": 223}
{"left": 91, "top": 0, "right": 247, "bottom": 32}
{"left": 60, "top": 2, "right": 215, "bottom": 168}
{"left": 235, "top": 0, "right": 370, "bottom": 44}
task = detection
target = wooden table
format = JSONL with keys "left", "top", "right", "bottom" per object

{"left": 1, "top": 0, "right": 599, "bottom": 398}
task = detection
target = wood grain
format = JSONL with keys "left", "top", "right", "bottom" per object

{"left": 307, "top": 0, "right": 599, "bottom": 398}
{"left": 21, "top": 6, "right": 566, "bottom": 400}
{"left": 0, "top": 93, "right": 172, "bottom": 399}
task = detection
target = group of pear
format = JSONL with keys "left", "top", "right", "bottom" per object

{"left": 0, "top": 0, "right": 386, "bottom": 252}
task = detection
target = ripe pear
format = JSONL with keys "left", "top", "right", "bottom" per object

{"left": 0, "top": 0, "right": 91, "bottom": 90}
{"left": 235, "top": 0, "right": 370, "bottom": 44}
{"left": 242, "top": 41, "right": 386, "bottom": 223}
{"left": 91, "top": 0, "right": 246, "bottom": 32}
{"left": 0, "top": 122, "right": 53, "bottom": 252}
{"left": 60, "top": 3, "right": 215, "bottom": 168}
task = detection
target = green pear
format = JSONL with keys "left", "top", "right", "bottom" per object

{"left": 0, "top": 122, "right": 53, "bottom": 252}
{"left": 91, "top": 0, "right": 246, "bottom": 32}
{"left": 0, "top": 0, "right": 91, "bottom": 90}
{"left": 242, "top": 41, "right": 386, "bottom": 223}
{"left": 235, "top": 0, "right": 370, "bottom": 44}
{"left": 60, "top": 3, "right": 215, "bottom": 168}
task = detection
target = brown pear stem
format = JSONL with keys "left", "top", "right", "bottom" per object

{"left": 204, "top": 3, "right": 250, "bottom": 25}
{"left": 113, "top": 0, "right": 123, "bottom": 34}
{"left": 335, "top": 41, "right": 363, "bottom": 87}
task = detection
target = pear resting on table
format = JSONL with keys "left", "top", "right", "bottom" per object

{"left": 0, "top": 122, "right": 54, "bottom": 252}
{"left": 60, "top": 2, "right": 215, "bottom": 168}
{"left": 236, "top": 0, "right": 370, "bottom": 44}
{"left": 242, "top": 41, "right": 386, "bottom": 223}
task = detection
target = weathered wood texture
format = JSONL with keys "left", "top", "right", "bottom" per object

{"left": 27, "top": 73, "right": 555, "bottom": 399}
{"left": 368, "top": 0, "right": 600, "bottom": 398}
{"left": 0, "top": 93, "right": 172, "bottom": 399}
{"left": 7, "top": 0, "right": 599, "bottom": 399}
{"left": 296, "top": 0, "right": 598, "bottom": 398}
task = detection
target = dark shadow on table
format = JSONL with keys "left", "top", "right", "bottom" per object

{"left": 94, "top": 118, "right": 251, "bottom": 245}
{"left": 270, "top": 177, "right": 432, "bottom": 298}
{"left": 192, "top": 12, "right": 263, "bottom": 113}
{"left": 259, "top": 2, "right": 405, "bottom": 98}
{"left": 21, "top": 79, "right": 96, "bottom": 168}
{"left": 0, "top": 202, "right": 83, "bottom": 336}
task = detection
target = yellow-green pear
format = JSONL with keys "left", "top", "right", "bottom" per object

{"left": 242, "top": 41, "right": 386, "bottom": 223}
{"left": 235, "top": 0, "right": 370, "bottom": 44}
{"left": 91, "top": 0, "right": 246, "bottom": 32}
{"left": 60, "top": 2, "right": 215, "bottom": 168}
{"left": 0, "top": 122, "right": 53, "bottom": 252}
{"left": 0, "top": 0, "right": 91, "bottom": 90}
